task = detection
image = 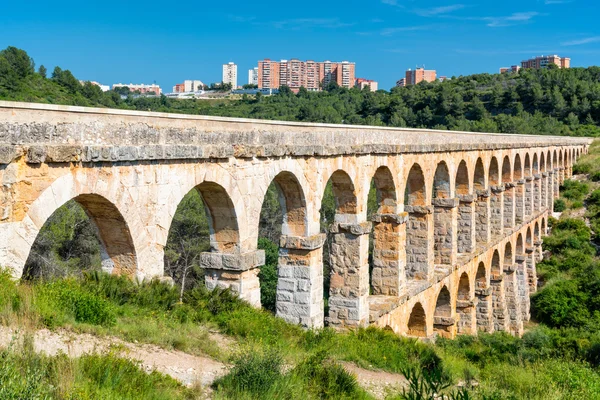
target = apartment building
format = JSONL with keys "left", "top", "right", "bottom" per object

{"left": 355, "top": 78, "right": 378, "bottom": 91}
{"left": 521, "top": 55, "right": 570, "bottom": 69}
{"left": 500, "top": 65, "right": 522, "bottom": 74}
{"left": 405, "top": 68, "right": 437, "bottom": 85}
{"left": 248, "top": 67, "right": 258, "bottom": 85}
{"left": 112, "top": 83, "right": 162, "bottom": 95}
{"left": 172, "top": 80, "right": 204, "bottom": 93}
{"left": 222, "top": 62, "right": 238, "bottom": 88}
{"left": 257, "top": 59, "right": 356, "bottom": 92}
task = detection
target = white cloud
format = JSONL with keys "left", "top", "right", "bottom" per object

{"left": 414, "top": 4, "right": 465, "bottom": 17}
{"left": 483, "top": 12, "right": 540, "bottom": 27}
{"left": 380, "top": 25, "right": 434, "bottom": 36}
{"left": 271, "top": 18, "right": 354, "bottom": 30}
{"left": 561, "top": 36, "right": 600, "bottom": 46}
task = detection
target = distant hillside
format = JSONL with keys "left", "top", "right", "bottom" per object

{"left": 1, "top": 45, "right": 600, "bottom": 136}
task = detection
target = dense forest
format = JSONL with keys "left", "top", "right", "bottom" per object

{"left": 2, "top": 46, "right": 600, "bottom": 137}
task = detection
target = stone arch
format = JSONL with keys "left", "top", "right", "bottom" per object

{"left": 433, "top": 161, "right": 454, "bottom": 265}
{"left": 513, "top": 154, "right": 525, "bottom": 223}
{"left": 475, "top": 261, "right": 492, "bottom": 332}
{"left": 325, "top": 169, "right": 358, "bottom": 221}
{"left": 492, "top": 247, "right": 508, "bottom": 331}
{"left": 456, "top": 272, "right": 474, "bottom": 334}
{"left": 474, "top": 158, "right": 486, "bottom": 190}
{"left": 13, "top": 172, "right": 151, "bottom": 280}
{"left": 456, "top": 161, "right": 470, "bottom": 195}
{"left": 473, "top": 157, "right": 490, "bottom": 248}
{"left": 534, "top": 222, "right": 540, "bottom": 241}
{"left": 504, "top": 242, "right": 513, "bottom": 265}
{"left": 491, "top": 250, "right": 501, "bottom": 276}
{"left": 435, "top": 286, "right": 452, "bottom": 317}
{"left": 553, "top": 150, "right": 558, "bottom": 169}
{"left": 405, "top": 163, "right": 431, "bottom": 280}
{"left": 458, "top": 272, "right": 470, "bottom": 300}
{"left": 559, "top": 150, "right": 564, "bottom": 168}
{"left": 524, "top": 153, "right": 532, "bottom": 178}
{"left": 516, "top": 234, "right": 524, "bottom": 254}
{"left": 514, "top": 154, "right": 523, "bottom": 180}
{"left": 488, "top": 157, "right": 503, "bottom": 237}
{"left": 489, "top": 157, "right": 500, "bottom": 186}
{"left": 504, "top": 239, "right": 522, "bottom": 334}
{"left": 433, "top": 161, "right": 451, "bottom": 199}
{"left": 540, "top": 152, "right": 548, "bottom": 210}
{"left": 372, "top": 166, "right": 398, "bottom": 214}
{"left": 405, "top": 164, "right": 426, "bottom": 206}
{"left": 434, "top": 285, "right": 454, "bottom": 338}
{"left": 193, "top": 181, "right": 241, "bottom": 253}
{"left": 407, "top": 302, "right": 427, "bottom": 337}
{"left": 31, "top": 193, "right": 138, "bottom": 277}
{"left": 541, "top": 217, "right": 547, "bottom": 235}
{"left": 457, "top": 160, "right": 474, "bottom": 254}
{"left": 502, "top": 156, "right": 512, "bottom": 183}
{"left": 532, "top": 153, "right": 540, "bottom": 213}
{"left": 526, "top": 226, "right": 533, "bottom": 248}
{"left": 370, "top": 166, "right": 403, "bottom": 296}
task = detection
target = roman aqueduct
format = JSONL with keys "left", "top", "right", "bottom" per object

{"left": 0, "top": 101, "right": 592, "bottom": 339}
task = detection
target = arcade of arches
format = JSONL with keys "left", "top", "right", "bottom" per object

{"left": 0, "top": 101, "right": 592, "bottom": 339}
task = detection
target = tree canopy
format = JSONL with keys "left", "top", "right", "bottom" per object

{"left": 1, "top": 46, "right": 600, "bottom": 136}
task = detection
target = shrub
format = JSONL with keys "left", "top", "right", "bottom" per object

{"left": 554, "top": 198, "right": 567, "bottom": 212}
{"left": 293, "top": 351, "right": 363, "bottom": 399}
{"left": 561, "top": 180, "right": 589, "bottom": 201}
{"left": 36, "top": 279, "right": 116, "bottom": 327}
{"left": 572, "top": 163, "right": 591, "bottom": 175}
{"left": 531, "top": 280, "right": 591, "bottom": 328}
{"left": 213, "top": 349, "right": 283, "bottom": 395}
{"left": 590, "top": 171, "right": 600, "bottom": 182}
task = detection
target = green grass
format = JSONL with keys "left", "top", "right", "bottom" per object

{"left": 0, "top": 335, "right": 200, "bottom": 399}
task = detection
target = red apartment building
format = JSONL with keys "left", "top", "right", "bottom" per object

{"left": 257, "top": 59, "right": 355, "bottom": 92}
{"left": 521, "top": 55, "right": 570, "bottom": 69}
{"left": 405, "top": 68, "right": 437, "bottom": 85}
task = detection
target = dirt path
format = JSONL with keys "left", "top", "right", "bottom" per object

{"left": 341, "top": 361, "right": 407, "bottom": 399}
{"left": 0, "top": 326, "right": 229, "bottom": 387}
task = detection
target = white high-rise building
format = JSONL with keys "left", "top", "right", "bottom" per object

{"left": 222, "top": 62, "right": 238, "bottom": 89}
{"left": 248, "top": 67, "right": 258, "bottom": 86}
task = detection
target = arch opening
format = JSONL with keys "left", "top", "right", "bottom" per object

{"left": 433, "top": 286, "right": 454, "bottom": 338}
{"left": 407, "top": 302, "right": 427, "bottom": 337}
{"left": 457, "top": 272, "right": 474, "bottom": 335}
{"left": 24, "top": 194, "right": 137, "bottom": 280}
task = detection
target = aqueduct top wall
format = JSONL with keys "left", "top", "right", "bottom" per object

{"left": 0, "top": 101, "right": 590, "bottom": 160}
{"left": 0, "top": 100, "right": 593, "bottom": 335}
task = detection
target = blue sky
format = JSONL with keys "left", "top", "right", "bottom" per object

{"left": 1, "top": 0, "right": 599, "bottom": 91}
